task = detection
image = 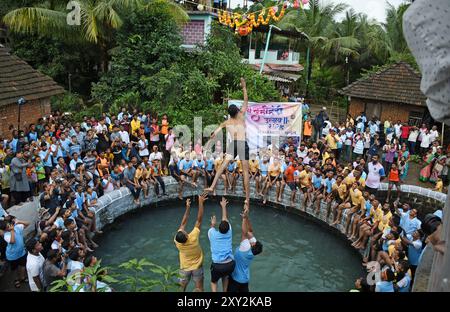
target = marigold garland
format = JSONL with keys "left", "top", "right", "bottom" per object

{"left": 218, "top": 2, "right": 295, "bottom": 36}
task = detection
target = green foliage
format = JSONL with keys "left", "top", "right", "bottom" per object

{"left": 51, "top": 92, "right": 83, "bottom": 112}
{"left": 92, "top": 12, "right": 280, "bottom": 131}
{"left": 49, "top": 260, "right": 117, "bottom": 292}
{"left": 409, "top": 154, "right": 422, "bottom": 164}
{"left": 49, "top": 258, "right": 179, "bottom": 292}
{"left": 51, "top": 93, "right": 103, "bottom": 122}
{"left": 115, "top": 258, "right": 180, "bottom": 292}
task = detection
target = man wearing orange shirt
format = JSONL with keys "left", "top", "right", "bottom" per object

{"left": 284, "top": 160, "right": 298, "bottom": 206}
{"left": 303, "top": 117, "right": 312, "bottom": 142}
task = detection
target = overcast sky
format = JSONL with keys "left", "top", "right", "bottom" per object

{"left": 230, "top": 0, "right": 409, "bottom": 23}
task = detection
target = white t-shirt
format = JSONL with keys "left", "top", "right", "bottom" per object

{"left": 119, "top": 131, "right": 130, "bottom": 144}
{"left": 420, "top": 133, "right": 431, "bottom": 148}
{"left": 297, "top": 149, "right": 308, "bottom": 159}
{"left": 239, "top": 237, "right": 257, "bottom": 252}
{"left": 408, "top": 130, "right": 419, "bottom": 142}
{"left": 51, "top": 240, "right": 61, "bottom": 250}
{"left": 26, "top": 252, "right": 45, "bottom": 292}
{"left": 394, "top": 124, "right": 402, "bottom": 138}
{"left": 344, "top": 132, "right": 353, "bottom": 145}
{"left": 429, "top": 130, "right": 439, "bottom": 142}
{"left": 138, "top": 139, "right": 149, "bottom": 157}
{"left": 102, "top": 178, "right": 115, "bottom": 194}
{"left": 149, "top": 152, "right": 163, "bottom": 162}
{"left": 322, "top": 121, "right": 332, "bottom": 136}
{"left": 67, "top": 260, "right": 84, "bottom": 273}
{"left": 366, "top": 162, "right": 385, "bottom": 189}
{"left": 95, "top": 124, "right": 107, "bottom": 134}
{"left": 418, "top": 128, "right": 427, "bottom": 141}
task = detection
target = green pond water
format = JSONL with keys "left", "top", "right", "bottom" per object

{"left": 95, "top": 199, "right": 363, "bottom": 292}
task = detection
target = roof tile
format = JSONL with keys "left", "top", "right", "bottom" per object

{"left": 340, "top": 62, "right": 427, "bottom": 107}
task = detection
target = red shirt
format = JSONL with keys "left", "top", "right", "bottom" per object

{"left": 401, "top": 126, "right": 410, "bottom": 139}
{"left": 285, "top": 165, "right": 296, "bottom": 183}
{"left": 389, "top": 169, "right": 400, "bottom": 182}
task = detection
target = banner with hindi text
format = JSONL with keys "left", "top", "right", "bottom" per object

{"left": 228, "top": 100, "right": 302, "bottom": 151}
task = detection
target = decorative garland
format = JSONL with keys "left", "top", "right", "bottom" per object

{"left": 218, "top": 0, "right": 307, "bottom": 36}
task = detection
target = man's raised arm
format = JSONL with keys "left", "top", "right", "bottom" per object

{"left": 240, "top": 77, "right": 249, "bottom": 114}
{"left": 195, "top": 193, "right": 208, "bottom": 229}
{"left": 220, "top": 197, "right": 229, "bottom": 222}
{"left": 179, "top": 198, "right": 191, "bottom": 231}
{"left": 241, "top": 200, "right": 250, "bottom": 241}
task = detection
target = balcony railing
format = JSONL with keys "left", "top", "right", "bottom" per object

{"left": 181, "top": 0, "right": 228, "bottom": 12}
{"left": 245, "top": 49, "right": 300, "bottom": 65}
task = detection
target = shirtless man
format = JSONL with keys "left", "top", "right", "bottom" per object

{"left": 205, "top": 78, "right": 250, "bottom": 203}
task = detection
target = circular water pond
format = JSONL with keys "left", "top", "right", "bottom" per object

{"left": 95, "top": 199, "right": 363, "bottom": 291}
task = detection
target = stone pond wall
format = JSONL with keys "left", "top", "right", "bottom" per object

{"left": 93, "top": 178, "right": 446, "bottom": 231}
{"left": 6, "top": 177, "right": 446, "bottom": 291}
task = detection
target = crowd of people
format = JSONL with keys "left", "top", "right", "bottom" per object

{"left": 0, "top": 83, "right": 447, "bottom": 292}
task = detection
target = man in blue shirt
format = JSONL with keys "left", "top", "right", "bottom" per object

{"left": 208, "top": 197, "right": 234, "bottom": 292}
{"left": 375, "top": 267, "right": 395, "bottom": 292}
{"left": 205, "top": 152, "right": 215, "bottom": 188}
{"left": 68, "top": 136, "right": 82, "bottom": 158}
{"left": 228, "top": 200, "right": 263, "bottom": 293}
{"left": 38, "top": 142, "right": 54, "bottom": 179}
{"left": 0, "top": 217, "right": 30, "bottom": 288}
{"left": 179, "top": 154, "right": 197, "bottom": 187}
{"left": 28, "top": 124, "right": 38, "bottom": 143}
{"left": 400, "top": 229, "right": 423, "bottom": 281}
{"left": 397, "top": 207, "right": 422, "bottom": 240}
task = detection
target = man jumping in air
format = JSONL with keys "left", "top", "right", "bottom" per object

{"left": 174, "top": 193, "right": 208, "bottom": 292}
{"left": 204, "top": 78, "right": 250, "bottom": 203}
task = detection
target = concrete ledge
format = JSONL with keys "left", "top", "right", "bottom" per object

{"left": 5, "top": 178, "right": 445, "bottom": 292}
{"left": 93, "top": 180, "right": 446, "bottom": 231}
{"left": 5, "top": 198, "right": 40, "bottom": 237}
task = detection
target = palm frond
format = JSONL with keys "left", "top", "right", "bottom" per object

{"left": 3, "top": 7, "right": 73, "bottom": 36}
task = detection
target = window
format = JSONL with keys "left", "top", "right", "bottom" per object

{"left": 408, "top": 110, "right": 423, "bottom": 126}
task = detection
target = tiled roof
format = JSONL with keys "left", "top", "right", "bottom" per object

{"left": 340, "top": 62, "right": 427, "bottom": 107}
{"left": 0, "top": 45, "right": 65, "bottom": 107}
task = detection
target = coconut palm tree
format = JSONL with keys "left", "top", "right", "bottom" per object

{"left": 383, "top": 2, "right": 410, "bottom": 56}
{"left": 3, "top": 0, "right": 188, "bottom": 71}
{"left": 277, "top": 0, "right": 359, "bottom": 95}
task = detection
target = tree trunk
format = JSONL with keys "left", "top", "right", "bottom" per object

{"left": 99, "top": 40, "right": 109, "bottom": 73}
{"left": 305, "top": 48, "right": 314, "bottom": 98}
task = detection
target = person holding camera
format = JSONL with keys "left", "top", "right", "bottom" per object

{"left": 0, "top": 216, "right": 30, "bottom": 288}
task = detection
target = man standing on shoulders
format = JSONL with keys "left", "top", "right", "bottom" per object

{"left": 25, "top": 238, "right": 45, "bottom": 292}
{"left": 228, "top": 200, "right": 263, "bottom": 293}
{"left": 174, "top": 193, "right": 207, "bottom": 292}
{"left": 208, "top": 197, "right": 235, "bottom": 292}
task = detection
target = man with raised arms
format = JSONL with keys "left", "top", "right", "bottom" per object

{"left": 174, "top": 193, "right": 208, "bottom": 292}
{"left": 204, "top": 78, "right": 250, "bottom": 203}
{"left": 228, "top": 200, "right": 263, "bottom": 292}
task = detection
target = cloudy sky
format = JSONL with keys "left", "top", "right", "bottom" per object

{"left": 230, "top": 0, "right": 409, "bottom": 23}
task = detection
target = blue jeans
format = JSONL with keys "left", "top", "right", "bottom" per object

{"left": 409, "top": 141, "right": 416, "bottom": 155}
